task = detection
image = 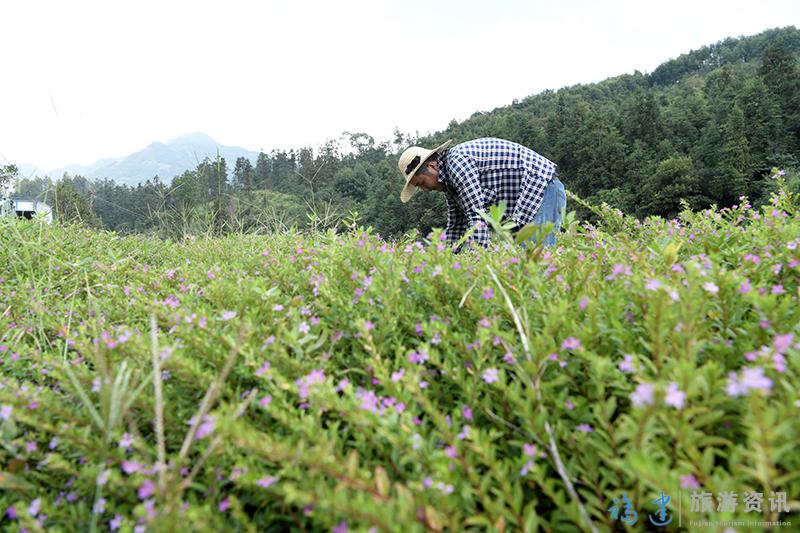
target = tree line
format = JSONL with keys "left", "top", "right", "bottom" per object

{"left": 11, "top": 27, "right": 800, "bottom": 238}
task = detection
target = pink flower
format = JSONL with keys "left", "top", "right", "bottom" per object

{"left": 665, "top": 383, "right": 686, "bottom": 409}
{"left": 257, "top": 476, "right": 278, "bottom": 488}
{"left": 444, "top": 446, "right": 458, "bottom": 458}
{"left": 630, "top": 382, "right": 655, "bottom": 407}
{"left": 462, "top": 406, "right": 473, "bottom": 421}
{"left": 523, "top": 443, "right": 538, "bottom": 457}
{"left": 680, "top": 474, "right": 700, "bottom": 489}
{"left": 259, "top": 395, "right": 272, "bottom": 407}
{"left": 482, "top": 288, "right": 494, "bottom": 300}
{"left": 579, "top": 296, "right": 589, "bottom": 310}
{"left": 219, "top": 498, "right": 230, "bottom": 512}
{"left": 220, "top": 310, "right": 236, "bottom": 321}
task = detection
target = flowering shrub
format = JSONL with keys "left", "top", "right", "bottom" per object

{"left": 0, "top": 183, "right": 798, "bottom": 532}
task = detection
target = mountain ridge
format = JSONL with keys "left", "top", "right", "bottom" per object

{"left": 40, "top": 132, "right": 258, "bottom": 187}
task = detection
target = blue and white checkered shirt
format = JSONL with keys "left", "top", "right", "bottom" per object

{"left": 436, "top": 138, "right": 558, "bottom": 247}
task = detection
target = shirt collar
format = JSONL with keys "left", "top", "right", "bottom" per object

{"left": 436, "top": 150, "right": 450, "bottom": 187}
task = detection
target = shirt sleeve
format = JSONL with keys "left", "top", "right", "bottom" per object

{"left": 511, "top": 159, "right": 557, "bottom": 227}
{"left": 447, "top": 153, "right": 490, "bottom": 247}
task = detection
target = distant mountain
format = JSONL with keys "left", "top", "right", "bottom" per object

{"left": 46, "top": 132, "right": 259, "bottom": 187}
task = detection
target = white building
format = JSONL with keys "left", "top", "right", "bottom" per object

{"left": 0, "top": 196, "right": 53, "bottom": 223}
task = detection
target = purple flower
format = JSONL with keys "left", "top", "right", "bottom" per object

{"left": 520, "top": 461, "right": 534, "bottom": 476}
{"left": 138, "top": 479, "right": 156, "bottom": 500}
{"left": 28, "top": 498, "right": 41, "bottom": 517}
{"left": 645, "top": 278, "right": 661, "bottom": 291}
{"left": 579, "top": 296, "right": 589, "bottom": 310}
{"left": 523, "top": 443, "right": 537, "bottom": 457}
{"left": 219, "top": 498, "right": 230, "bottom": 512}
{"left": 726, "top": 372, "right": 746, "bottom": 397}
{"left": 444, "top": 445, "right": 458, "bottom": 458}
{"left": 333, "top": 520, "right": 348, "bottom": 533}
{"left": 255, "top": 361, "right": 271, "bottom": 376}
{"left": 196, "top": 415, "right": 216, "bottom": 439}
{"left": 703, "top": 282, "right": 719, "bottom": 294}
{"left": 96, "top": 470, "right": 110, "bottom": 486}
{"left": 630, "top": 382, "right": 655, "bottom": 407}
{"left": 561, "top": 337, "right": 582, "bottom": 350}
{"left": 727, "top": 367, "right": 773, "bottom": 396}
{"left": 220, "top": 310, "right": 236, "bottom": 321}
{"left": 565, "top": 399, "right": 575, "bottom": 411}
{"left": 576, "top": 424, "right": 593, "bottom": 433}
{"left": 665, "top": 383, "right": 686, "bottom": 409}
{"left": 482, "top": 368, "right": 499, "bottom": 384}
{"left": 0, "top": 405, "right": 12, "bottom": 420}
{"left": 741, "top": 367, "right": 772, "bottom": 392}
{"left": 118, "top": 433, "right": 133, "bottom": 451}
{"left": 259, "top": 395, "right": 272, "bottom": 408}
{"left": 93, "top": 497, "right": 107, "bottom": 515}
{"left": 298, "top": 322, "right": 310, "bottom": 334}
{"left": 482, "top": 288, "right": 494, "bottom": 300}
{"left": 462, "top": 406, "right": 473, "bottom": 421}
{"left": 122, "top": 461, "right": 142, "bottom": 475}
{"left": 680, "top": 474, "right": 700, "bottom": 489}
{"left": 618, "top": 354, "right": 635, "bottom": 373}
{"left": 110, "top": 514, "right": 122, "bottom": 531}
{"left": 738, "top": 280, "right": 752, "bottom": 294}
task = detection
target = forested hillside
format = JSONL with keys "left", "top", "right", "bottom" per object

{"left": 12, "top": 26, "right": 800, "bottom": 237}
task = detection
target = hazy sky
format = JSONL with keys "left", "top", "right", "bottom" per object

{"left": 2, "top": 0, "right": 798, "bottom": 172}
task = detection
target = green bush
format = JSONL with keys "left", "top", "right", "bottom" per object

{"left": 0, "top": 180, "right": 797, "bottom": 532}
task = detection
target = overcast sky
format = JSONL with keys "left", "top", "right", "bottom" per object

{"left": 2, "top": 0, "right": 798, "bottom": 172}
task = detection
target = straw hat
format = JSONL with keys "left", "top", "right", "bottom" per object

{"left": 398, "top": 139, "right": 452, "bottom": 203}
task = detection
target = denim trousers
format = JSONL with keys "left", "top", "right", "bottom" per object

{"left": 527, "top": 177, "right": 566, "bottom": 246}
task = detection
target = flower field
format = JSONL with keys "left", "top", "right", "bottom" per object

{"left": 1, "top": 186, "right": 798, "bottom": 532}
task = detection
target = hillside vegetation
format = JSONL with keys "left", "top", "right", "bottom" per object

{"left": 11, "top": 26, "right": 800, "bottom": 240}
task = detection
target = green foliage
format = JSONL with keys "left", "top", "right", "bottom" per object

{"left": 1, "top": 180, "right": 798, "bottom": 531}
{"left": 1, "top": 164, "right": 19, "bottom": 191}
{"left": 53, "top": 179, "right": 101, "bottom": 228}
